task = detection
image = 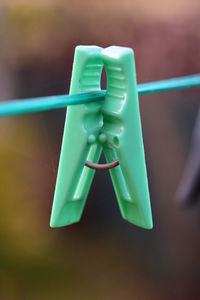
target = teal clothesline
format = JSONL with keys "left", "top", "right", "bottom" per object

{"left": 0, "top": 74, "right": 200, "bottom": 117}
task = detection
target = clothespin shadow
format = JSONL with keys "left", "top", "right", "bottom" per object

{"left": 176, "top": 107, "right": 200, "bottom": 207}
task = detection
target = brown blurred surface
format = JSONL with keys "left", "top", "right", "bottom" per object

{"left": 0, "top": 0, "right": 200, "bottom": 299}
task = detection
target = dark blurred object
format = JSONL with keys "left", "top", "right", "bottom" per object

{"left": 176, "top": 107, "right": 200, "bottom": 206}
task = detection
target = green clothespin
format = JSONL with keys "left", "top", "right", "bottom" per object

{"left": 50, "top": 45, "right": 153, "bottom": 229}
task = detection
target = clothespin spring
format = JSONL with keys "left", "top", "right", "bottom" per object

{"left": 85, "top": 160, "right": 119, "bottom": 170}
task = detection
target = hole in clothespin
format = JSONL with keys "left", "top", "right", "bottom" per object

{"left": 101, "top": 67, "right": 107, "bottom": 90}
{"left": 113, "top": 136, "right": 119, "bottom": 147}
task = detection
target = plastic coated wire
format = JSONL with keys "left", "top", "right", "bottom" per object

{"left": 0, "top": 74, "right": 200, "bottom": 117}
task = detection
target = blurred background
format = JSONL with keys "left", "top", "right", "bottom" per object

{"left": 0, "top": 0, "right": 200, "bottom": 299}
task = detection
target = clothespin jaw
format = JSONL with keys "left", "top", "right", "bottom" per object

{"left": 50, "top": 45, "right": 153, "bottom": 229}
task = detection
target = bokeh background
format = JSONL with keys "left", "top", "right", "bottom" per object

{"left": 0, "top": 0, "right": 200, "bottom": 299}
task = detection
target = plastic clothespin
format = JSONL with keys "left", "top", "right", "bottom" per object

{"left": 176, "top": 107, "right": 200, "bottom": 206}
{"left": 50, "top": 46, "right": 153, "bottom": 229}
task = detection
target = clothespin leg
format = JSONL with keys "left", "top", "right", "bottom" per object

{"left": 101, "top": 46, "right": 153, "bottom": 229}
{"left": 50, "top": 46, "right": 103, "bottom": 227}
